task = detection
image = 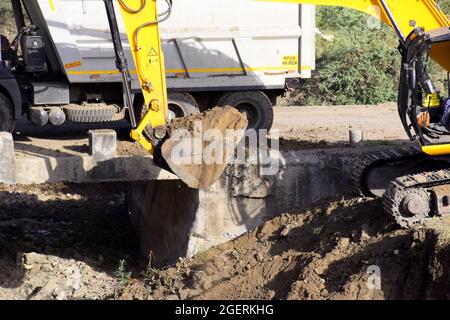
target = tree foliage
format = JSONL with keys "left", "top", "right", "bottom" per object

{"left": 0, "top": 1, "right": 16, "bottom": 37}
{"left": 295, "top": 7, "right": 400, "bottom": 105}
{"left": 296, "top": 2, "right": 450, "bottom": 106}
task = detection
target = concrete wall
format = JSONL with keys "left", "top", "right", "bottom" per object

{"left": 128, "top": 147, "right": 366, "bottom": 267}
{"left": 0, "top": 131, "right": 177, "bottom": 185}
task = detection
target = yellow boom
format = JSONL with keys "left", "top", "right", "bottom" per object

{"left": 117, "top": 0, "right": 169, "bottom": 154}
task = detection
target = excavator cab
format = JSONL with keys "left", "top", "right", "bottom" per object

{"left": 399, "top": 27, "right": 450, "bottom": 153}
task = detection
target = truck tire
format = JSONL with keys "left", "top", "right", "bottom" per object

{"left": 167, "top": 92, "right": 199, "bottom": 121}
{"left": 133, "top": 92, "right": 200, "bottom": 138}
{"left": 0, "top": 93, "right": 15, "bottom": 132}
{"left": 216, "top": 91, "right": 273, "bottom": 131}
{"left": 64, "top": 104, "right": 120, "bottom": 123}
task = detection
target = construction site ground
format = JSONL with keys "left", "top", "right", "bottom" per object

{"left": 13, "top": 102, "right": 404, "bottom": 158}
{"left": 4, "top": 103, "right": 449, "bottom": 300}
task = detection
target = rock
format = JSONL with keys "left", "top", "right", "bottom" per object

{"left": 338, "top": 237, "right": 350, "bottom": 249}
{"left": 192, "top": 271, "right": 212, "bottom": 290}
{"left": 280, "top": 226, "right": 292, "bottom": 237}
{"left": 255, "top": 252, "right": 264, "bottom": 262}
{"left": 165, "top": 294, "right": 179, "bottom": 300}
{"left": 40, "top": 264, "right": 53, "bottom": 272}
{"left": 65, "top": 266, "right": 82, "bottom": 291}
{"left": 361, "top": 224, "right": 372, "bottom": 238}
{"left": 266, "top": 290, "right": 276, "bottom": 299}
{"left": 201, "top": 278, "right": 213, "bottom": 290}
{"left": 360, "top": 230, "right": 371, "bottom": 241}
{"left": 179, "top": 289, "right": 191, "bottom": 300}
{"left": 192, "top": 270, "right": 206, "bottom": 282}
{"left": 257, "top": 223, "right": 277, "bottom": 241}
{"left": 52, "top": 287, "right": 68, "bottom": 300}
{"left": 204, "top": 264, "right": 216, "bottom": 276}
{"left": 118, "top": 281, "right": 150, "bottom": 300}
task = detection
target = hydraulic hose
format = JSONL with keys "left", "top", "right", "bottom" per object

{"left": 118, "top": 0, "right": 172, "bottom": 89}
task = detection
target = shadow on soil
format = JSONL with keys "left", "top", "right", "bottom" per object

{"left": 0, "top": 183, "right": 142, "bottom": 294}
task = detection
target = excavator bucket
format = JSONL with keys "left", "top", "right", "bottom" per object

{"left": 160, "top": 107, "right": 248, "bottom": 189}
{"left": 111, "top": 0, "right": 248, "bottom": 189}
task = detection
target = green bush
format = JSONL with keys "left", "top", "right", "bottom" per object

{"left": 0, "top": 1, "right": 16, "bottom": 37}
{"left": 295, "top": 7, "right": 400, "bottom": 105}
{"left": 295, "top": 2, "right": 450, "bottom": 106}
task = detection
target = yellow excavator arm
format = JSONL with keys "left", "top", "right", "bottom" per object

{"left": 111, "top": 0, "right": 248, "bottom": 189}
{"left": 264, "top": 0, "right": 450, "bottom": 70}
{"left": 118, "top": 0, "right": 169, "bottom": 154}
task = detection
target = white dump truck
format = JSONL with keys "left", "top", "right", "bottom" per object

{"left": 0, "top": 0, "right": 315, "bottom": 131}
{"left": 160, "top": 0, "right": 316, "bottom": 129}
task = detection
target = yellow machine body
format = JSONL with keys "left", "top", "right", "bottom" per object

{"left": 264, "top": 0, "right": 450, "bottom": 156}
{"left": 117, "top": 0, "right": 168, "bottom": 154}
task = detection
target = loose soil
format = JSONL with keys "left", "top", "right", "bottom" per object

{"left": 2, "top": 183, "right": 450, "bottom": 300}
{"left": 162, "top": 107, "right": 248, "bottom": 189}
{"left": 144, "top": 197, "right": 450, "bottom": 300}
{"left": 117, "top": 141, "right": 149, "bottom": 157}
{"left": 2, "top": 104, "right": 449, "bottom": 300}
{"left": 0, "top": 183, "right": 139, "bottom": 300}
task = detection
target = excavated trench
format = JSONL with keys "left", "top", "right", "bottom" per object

{"left": 141, "top": 197, "right": 450, "bottom": 300}
{"left": 1, "top": 146, "right": 450, "bottom": 299}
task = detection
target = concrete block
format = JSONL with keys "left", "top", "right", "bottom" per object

{"left": 349, "top": 128, "right": 364, "bottom": 146}
{"left": 128, "top": 147, "right": 373, "bottom": 267}
{"left": 0, "top": 132, "right": 15, "bottom": 184}
{"left": 89, "top": 129, "right": 117, "bottom": 161}
{"left": 14, "top": 155, "right": 177, "bottom": 184}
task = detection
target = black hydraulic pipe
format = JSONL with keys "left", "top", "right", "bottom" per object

{"left": 103, "top": 0, "right": 137, "bottom": 128}
{"left": 379, "top": 0, "right": 405, "bottom": 43}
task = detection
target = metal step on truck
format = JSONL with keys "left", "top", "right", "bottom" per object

{"left": 0, "top": 0, "right": 315, "bottom": 132}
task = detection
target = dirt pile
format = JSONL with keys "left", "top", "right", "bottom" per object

{"left": 117, "top": 141, "right": 149, "bottom": 156}
{"left": 142, "top": 197, "right": 450, "bottom": 300}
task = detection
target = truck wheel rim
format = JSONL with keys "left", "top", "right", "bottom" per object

{"left": 168, "top": 102, "right": 187, "bottom": 119}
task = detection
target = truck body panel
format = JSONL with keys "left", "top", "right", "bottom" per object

{"left": 35, "top": 0, "right": 315, "bottom": 91}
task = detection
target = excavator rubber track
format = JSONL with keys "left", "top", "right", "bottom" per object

{"left": 383, "top": 169, "right": 450, "bottom": 228}
{"left": 352, "top": 146, "right": 424, "bottom": 197}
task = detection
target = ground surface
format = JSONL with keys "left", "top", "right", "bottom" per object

{"left": 273, "top": 103, "right": 407, "bottom": 150}
{"left": 3, "top": 103, "right": 446, "bottom": 300}
{"left": 145, "top": 197, "right": 450, "bottom": 300}
{"left": 274, "top": 103, "right": 404, "bottom": 141}
{"left": 1, "top": 184, "right": 450, "bottom": 300}
{"left": 0, "top": 183, "right": 137, "bottom": 299}
{"left": 12, "top": 103, "right": 405, "bottom": 158}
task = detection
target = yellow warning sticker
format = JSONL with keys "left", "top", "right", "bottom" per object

{"left": 282, "top": 55, "right": 298, "bottom": 66}
{"left": 148, "top": 47, "right": 159, "bottom": 66}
